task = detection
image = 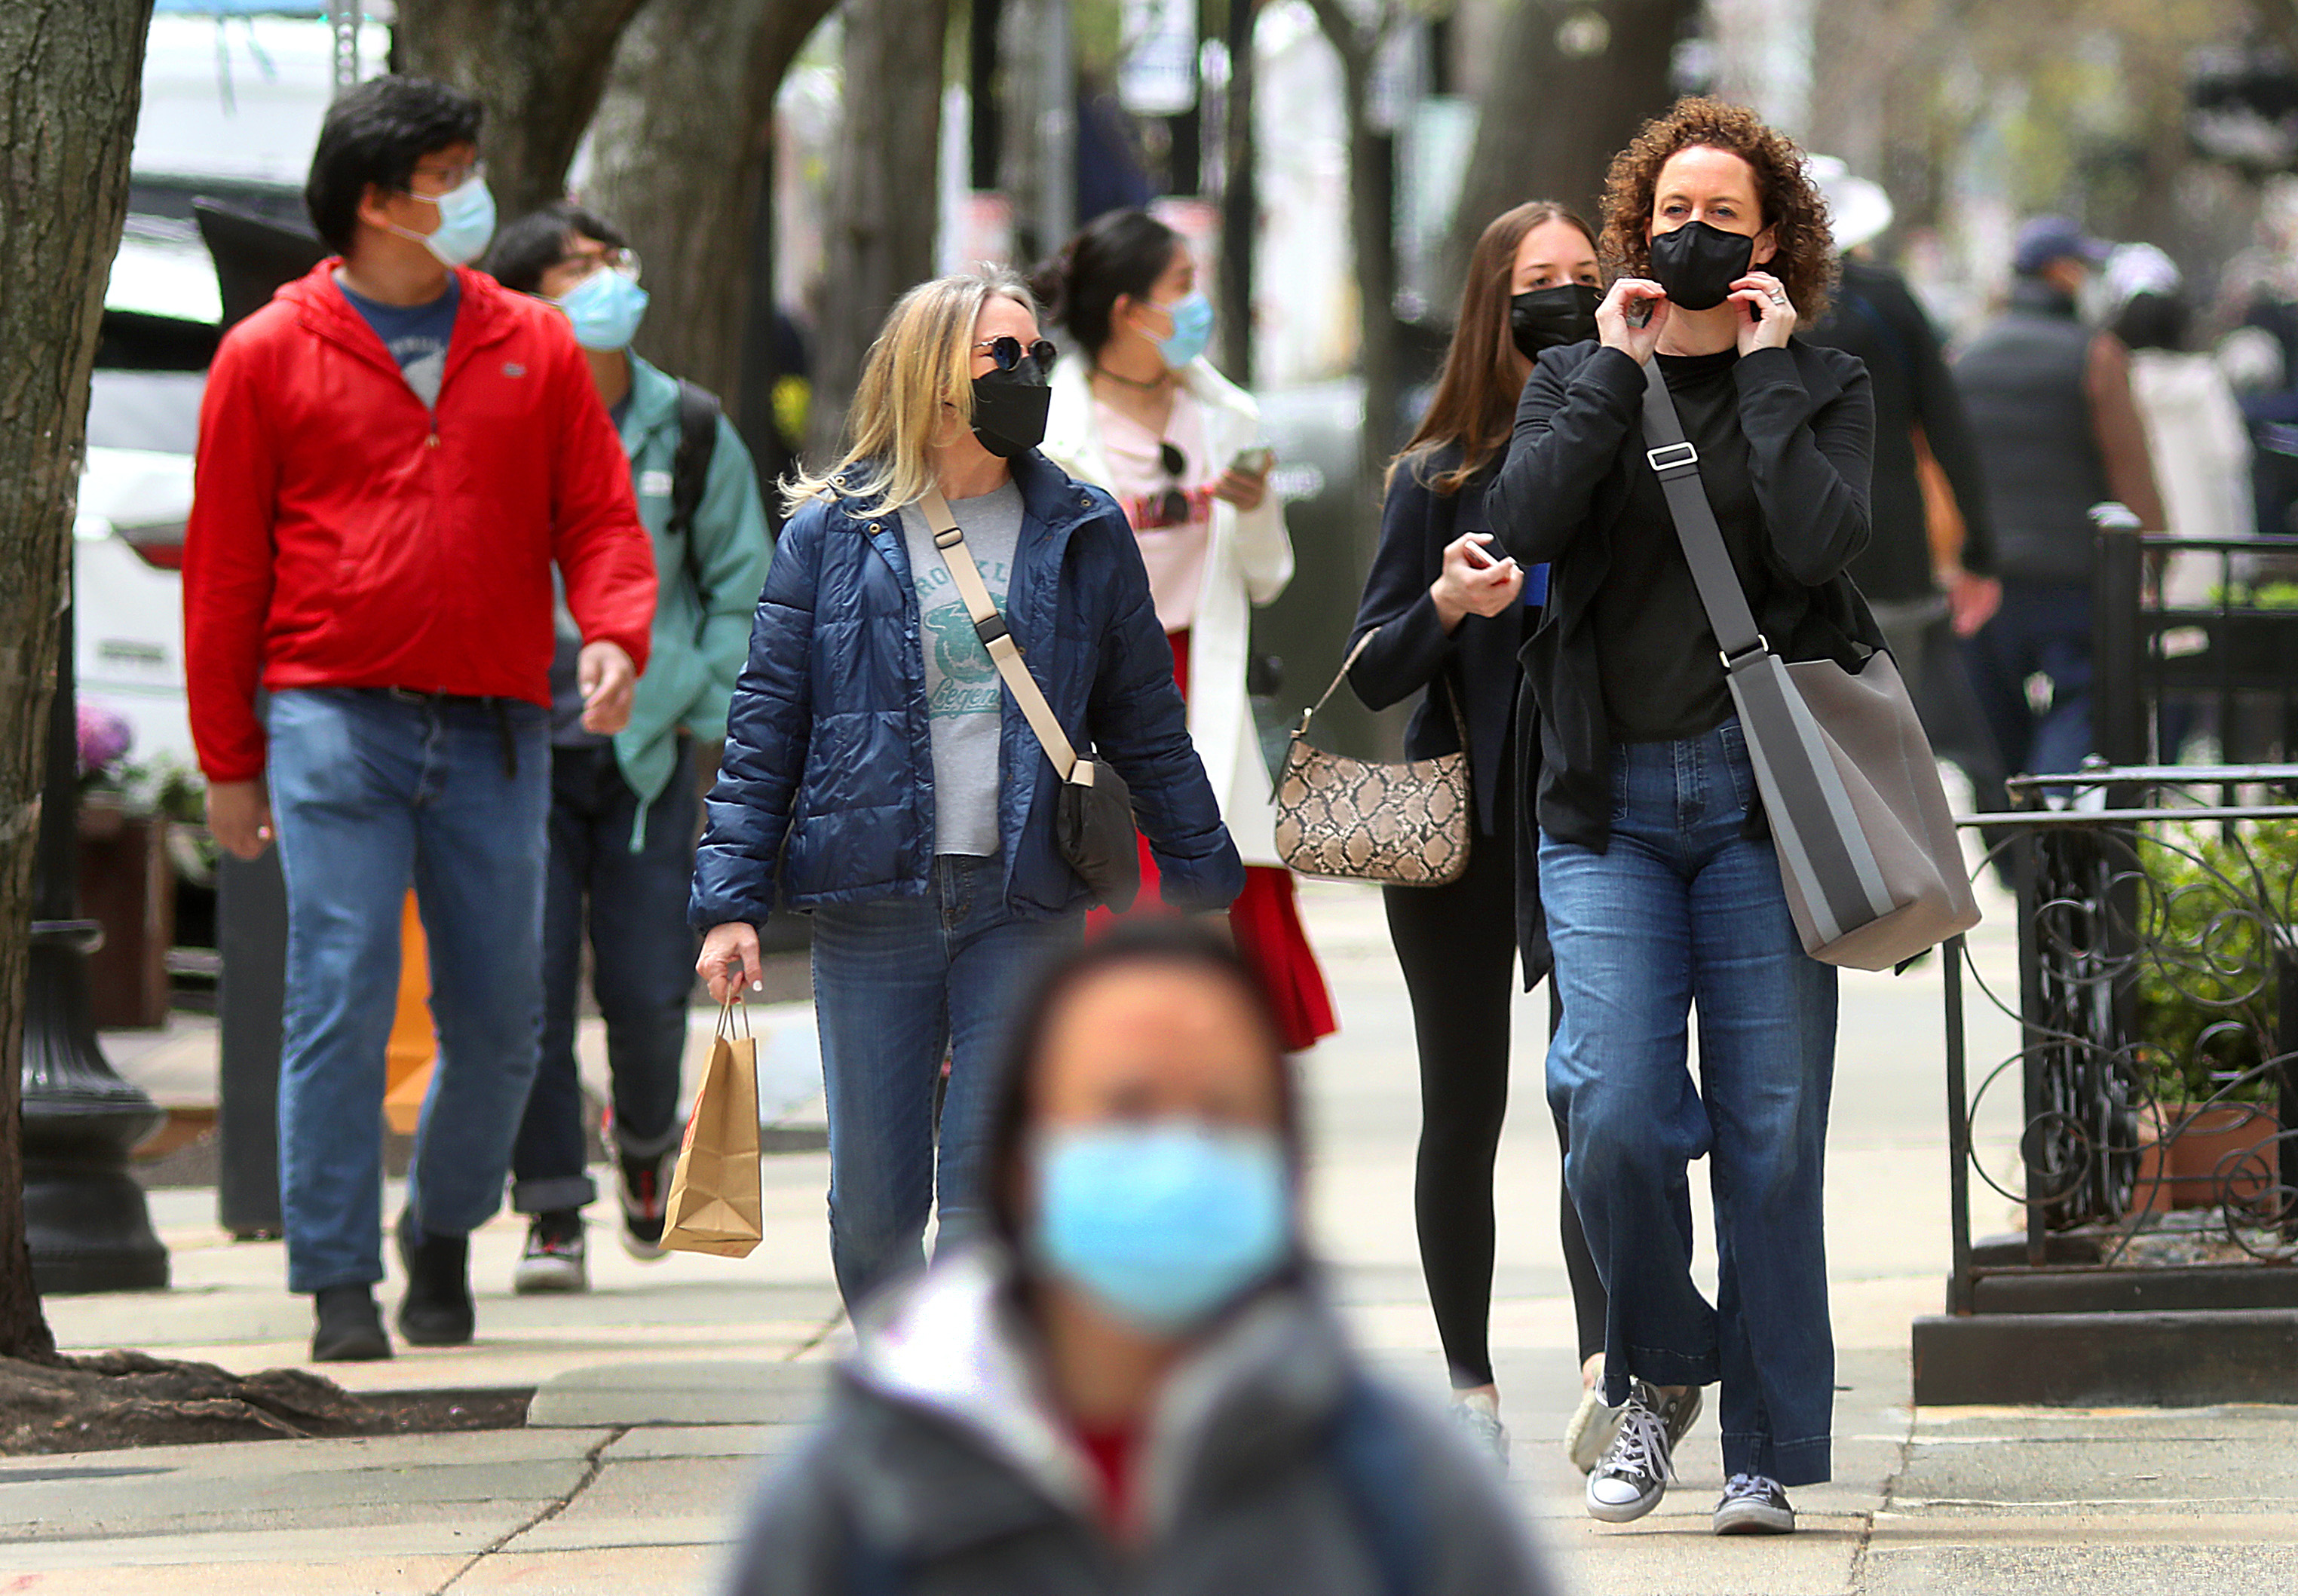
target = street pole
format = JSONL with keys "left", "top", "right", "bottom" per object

{"left": 20, "top": 604, "right": 169, "bottom": 1293}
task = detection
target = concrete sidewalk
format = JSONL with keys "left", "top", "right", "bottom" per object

{"left": 14, "top": 878, "right": 2298, "bottom": 1592}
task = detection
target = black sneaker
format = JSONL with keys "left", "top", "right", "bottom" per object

{"left": 1585, "top": 1383, "right": 1683, "bottom": 1524}
{"left": 1714, "top": 1472, "right": 1797, "bottom": 1534}
{"left": 617, "top": 1145, "right": 678, "bottom": 1261}
{"left": 512, "top": 1209, "right": 588, "bottom": 1294}
{"left": 311, "top": 1283, "right": 391, "bottom": 1362}
{"left": 394, "top": 1210, "right": 475, "bottom": 1346}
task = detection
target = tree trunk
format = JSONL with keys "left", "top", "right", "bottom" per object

{"left": 584, "top": 0, "right": 836, "bottom": 421}
{"left": 807, "top": 0, "right": 954, "bottom": 462}
{"left": 396, "top": 0, "right": 654, "bottom": 221}
{"left": 1443, "top": 0, "right": 1697, "bottom": 301}
{"left": 0, "top": 0, "right": 155, "bottom": 1365}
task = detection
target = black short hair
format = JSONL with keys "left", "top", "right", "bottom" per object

{"left": 982, "top": 920, "right": 1301, "bottom": 1248}
{"left": 2113, "top": 289, "right": 2189, "bottom": 354}
{"left": 1029, "top": 208, "right": 1186, "bottom": 357}
{"left": 484, "top": 203, "right": 632, "bottom": 296}
{"left": 305, "top": 75, "right": 483, "bottom": 255}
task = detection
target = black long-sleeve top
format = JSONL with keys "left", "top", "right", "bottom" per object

{"left": 1803, "top": 256, "right": 1997, "bottom": 601}
{"left": 1485, "top": 340, "right": 1881, "bottom": 851}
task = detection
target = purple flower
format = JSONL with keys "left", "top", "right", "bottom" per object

{"left": 77, "top": 701, "right": 132, "bottom": 777}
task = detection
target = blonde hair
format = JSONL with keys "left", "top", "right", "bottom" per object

{"left": 781, "top": 266, "right": 1039, "bottom": 516}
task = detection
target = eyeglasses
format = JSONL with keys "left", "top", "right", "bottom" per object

{"left": 1146, "top": 441, "right": 1190, "bottom": 528}
{"left": 562, "top": 246, "right": 642, "bottom": 284}
{"left": 974, "top": 336, "right": 1059, "bottom": 374}
{"left": 403, "top": 161, "right": 484, "bottom": 198}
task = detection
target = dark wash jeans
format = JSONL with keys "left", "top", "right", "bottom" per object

{"left": 1539, "top": 718, "right": 1839, "bottom": 1487}
{"left": 511, "top": 740, "right": 698, "bottom": 1215}
{"left": 1964, "top": 579, "right": 2094, "bottom": 781}
{"left": 266, "top": 688, "right": 550, "bottom": 1294}
{"left": 810, "top": 856, "right": 1084, "bottom": 1311}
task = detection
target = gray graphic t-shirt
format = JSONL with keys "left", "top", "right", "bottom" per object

{"left": 898, "top": 480, "right": 1025, "bottom": 856}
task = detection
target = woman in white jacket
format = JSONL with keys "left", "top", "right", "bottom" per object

{"left": 1034, "top": 210, "right": 1334, "bottom": 1051}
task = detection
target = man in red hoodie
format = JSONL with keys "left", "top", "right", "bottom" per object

{"left": 182, "top": 76, "right": 656, "bottom": 1362}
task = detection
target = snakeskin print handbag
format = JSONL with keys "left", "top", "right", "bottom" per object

{"left": 1273, "top": 630, "right": 1472, "bottom": 887}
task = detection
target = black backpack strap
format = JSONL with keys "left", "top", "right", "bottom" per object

{"left": 1327, "top": 1372, "right": 1428, "bottom": 1596}
{"left": 669, "top": 378, "right": 722, "bottom": 596}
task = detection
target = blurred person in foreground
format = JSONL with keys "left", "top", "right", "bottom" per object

{"left": 692, "top": 270, "right": 1242, "bottom": 1316}
{"left": 1345, "top": 201, "right": 1615, "bottom": 1471}
{"left": 722, "top": 922, "right": 1554, "bottom": 1595}
{"left": 1034, "top": 210, "right": 1334, "bottom": 1052}
{"left": 1953, "top": 216, "right": 2165, "bottom": 782}
{"left": 1801, "top": 161, "right": 2002, "bottom": 745}
{"left": 182, "top": 75, "right": 655, "bottom": 1362}
{"left": 486, "top": 204, "right": 774, "bottom": 1291}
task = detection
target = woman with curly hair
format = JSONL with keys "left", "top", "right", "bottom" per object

{"left": 1486, "top": 99, "right": 1878, "bottom": 1535}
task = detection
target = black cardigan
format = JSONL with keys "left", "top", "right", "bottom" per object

{"left": 1485, "top": 340, "right": 1880, "bottom": 852}
{"left": 1345, "top": 446, "right": 1527, "bottom": 838}
{"left": 1346, "top": 443, "right": 1551, "bottom": 989}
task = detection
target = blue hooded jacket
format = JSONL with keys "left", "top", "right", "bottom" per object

{"left": 691, "top": 450, "right": 1244, "bottom": 926}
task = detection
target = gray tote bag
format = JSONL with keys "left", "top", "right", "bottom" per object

{"left": 1638, "top": 360, "right": 1980, "bottom": 970}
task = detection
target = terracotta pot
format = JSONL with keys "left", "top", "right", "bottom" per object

{"left": 2162, "top": 1102, "right": 2281, "bottom": 1210}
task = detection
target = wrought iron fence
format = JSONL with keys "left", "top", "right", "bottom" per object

{"left": 1942, "top": 766, "right": 2298, "bottom": 1315}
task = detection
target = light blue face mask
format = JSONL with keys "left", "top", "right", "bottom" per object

{"left": 1152, "top": 291, "right": 1215, "bottom": 369}
{"left": 1029, "top": 1120, "right": 1291, "bottom": 1336}
{"left": 556, "top": 266, "right": 650, "bottom": 351}
{"left": 394, "top": 176, "right": 497, "bottom": 268}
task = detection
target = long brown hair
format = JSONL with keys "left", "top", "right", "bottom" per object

{"left": 1391, "top": 202, "right": 1598, "bottom": 497}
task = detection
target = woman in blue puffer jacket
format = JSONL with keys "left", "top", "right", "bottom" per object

{"left": 693, "top": 268, "right": 1245, "bottom": 1313}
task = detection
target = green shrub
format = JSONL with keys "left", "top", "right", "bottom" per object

{"left": 2132, "top": 819, "right": 2298, "bottom": 1104}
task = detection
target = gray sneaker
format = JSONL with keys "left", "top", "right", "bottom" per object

{"left": 1585, "top": 1392, "right": 1674, "bottom": 1523}
{"left": 1568, "top": 1374, "right": 1703, "bottom": 1474}
{"left": 1714, "top": 1472, "right": 1796, "bottom": 1534}
{"left": 1448, "top": 1392, "right": 1509, "bottom": 1473}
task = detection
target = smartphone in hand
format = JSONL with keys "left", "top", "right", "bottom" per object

{"left": 1230, "top": 444, "right": 1276, "bottom": 476}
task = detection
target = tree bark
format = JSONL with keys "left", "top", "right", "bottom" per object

{"left": 584, "top": 0, "right": 837, "bottom": 422}
{"left": 0, "top": 0, "right": 155, "bottom": 1364}
{"left": 1443, "top": 0, "right": 1697, "bottom": 301}
{"left": 396, "top": 0, "right": 654, "bottom": 221}
{"left": 808, "top": 0, "right": 954, "bottom": 462}
{"left": 1304, "top": 1, "right": 1405, "bottom": 478}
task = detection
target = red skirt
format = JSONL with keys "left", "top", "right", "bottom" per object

{"left": 1086, "top": 630, "right": 1337, "bottom": 1052}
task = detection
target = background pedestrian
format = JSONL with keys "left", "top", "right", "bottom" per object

{"left": 486, "top": 203, "right": 774, "bottom": 1293}
{"left": 691, "top": 268, "right": 1243, "bottom": 1313}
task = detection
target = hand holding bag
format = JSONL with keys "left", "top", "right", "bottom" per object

{"left": 1273, "top": 630, "right": 1472, "bottom": 887}
{"left": 921, "top": 488, "right": 1141, "bottom": 911}
{"left": 1638, "top": 359, "right": 1980, "bottom": 970}
{"left": 660, "top": 1000, "right": 764, "bottom": 1258}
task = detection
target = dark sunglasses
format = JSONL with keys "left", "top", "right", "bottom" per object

{"left": 975, "top": 336, "right": 1058, "bottom": 373}
{"left": 1148, "top": 440, "right": 1190, "bottom": 528}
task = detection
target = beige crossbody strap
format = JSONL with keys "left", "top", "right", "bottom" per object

{"left": 918, "top": 486, "right": 1083, "bottom": 782}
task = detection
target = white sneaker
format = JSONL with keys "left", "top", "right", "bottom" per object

{"left": 1449, "top": 1390, "right": 1509, "bottom": 1473}
{"left": 1584, "top": 1386, "right": 1679, "bottom": 1524}
{"left": 1714, "top": 1472, "right": 1797, "bottom": 1534}
{"left": 511, "top": 1211, "right": 588, "bottom": 1294}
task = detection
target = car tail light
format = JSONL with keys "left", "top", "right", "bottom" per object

{"left": 118, "top": 521, "right": 186, "bottom": 571}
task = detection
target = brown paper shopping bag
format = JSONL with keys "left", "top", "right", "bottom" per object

{"left": 660, "top": 1001, "right": 764, "bottom": 1258}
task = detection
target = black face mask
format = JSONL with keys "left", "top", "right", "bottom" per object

{"left": 1647, "top": 218, "right": 1756, "bottom": 312}
{"left": 1509, "top": 282, "right": 1602, "bottom": 360}
{"left": 970, "top": 363, "right": 1052, "bottom": 458}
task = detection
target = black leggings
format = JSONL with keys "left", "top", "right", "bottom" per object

{"left": 1383, "top": 786, "right": 1607, "bottom": 1389}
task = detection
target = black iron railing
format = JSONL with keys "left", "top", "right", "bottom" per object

{"left": 1942, "top": 766, "right": 2298, "bottom": 1316}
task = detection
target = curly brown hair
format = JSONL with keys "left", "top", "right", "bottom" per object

{"left": 1598, "top": 96, "right": 1836, "bottom": 326}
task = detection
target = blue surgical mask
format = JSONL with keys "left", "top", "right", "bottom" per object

{"left": 1029, "top": 1120, "right": 1291, "bottom": 1336}
{"left": 394, "top": 176, "right": 497, "bottom": 268}
{"left": 1151, "top": 291, "right": 1215, "bottom": 370}
{"left": 556, "top": 266, "right": 650, "bottom": 351}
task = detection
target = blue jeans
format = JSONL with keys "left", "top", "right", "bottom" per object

{"left": 1539, "top": 719, "right": 1838, "bottom": 1487}
{"left": 267, "top": 688, "right": 550, "bottom": 1294}
{"left": 510, "top": 742, "right": 697, "bottom": 1215}
{"left": 810, "top": 856, "right": 1083, "bottom": 1310}
{"left": 1964, "top": 580, "right": 2093, "bottom": 780}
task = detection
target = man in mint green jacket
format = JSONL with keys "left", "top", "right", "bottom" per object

{"left": 486, "top": 204, "right": 773, "bottom": 1289}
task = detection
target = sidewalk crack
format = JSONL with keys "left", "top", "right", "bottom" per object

{"left": 1847, "top": 1405, "right": 1915, "bottom": 1593}
{"left": 431, "top": 1424, "right": 630, "bottom": 1593}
